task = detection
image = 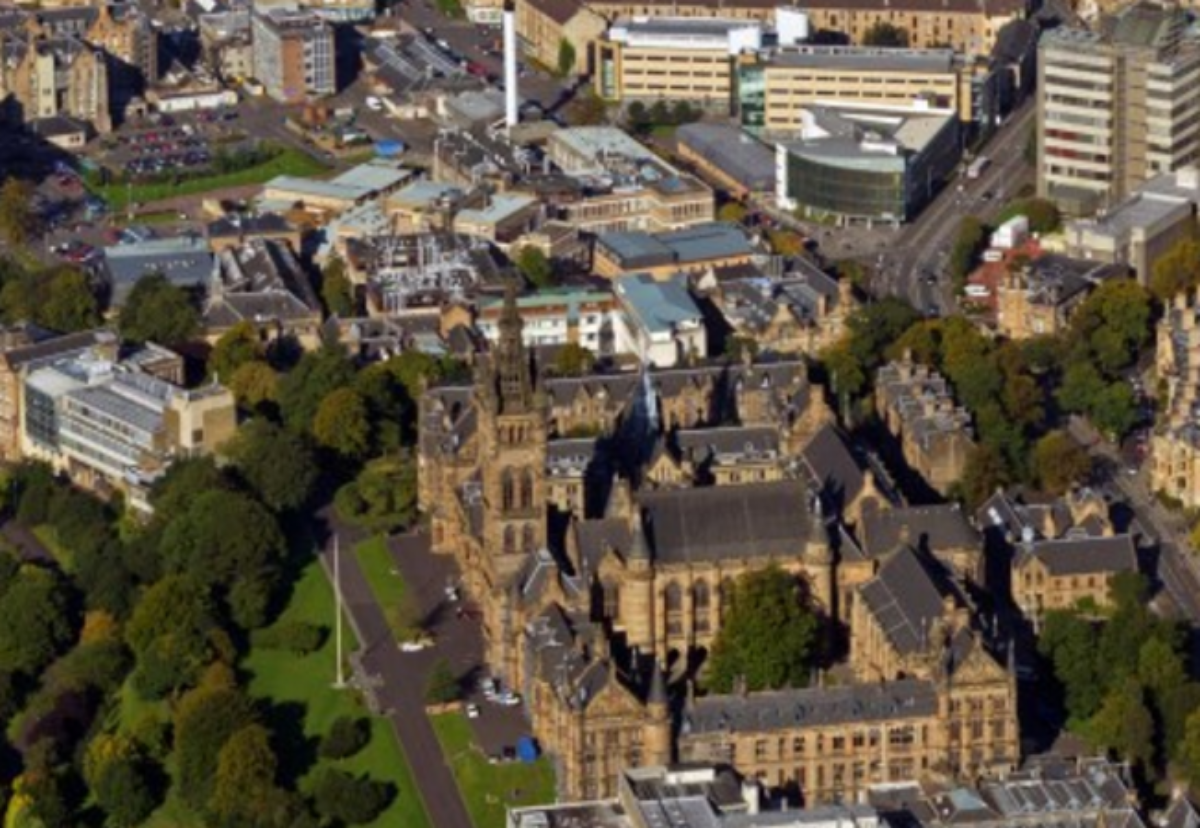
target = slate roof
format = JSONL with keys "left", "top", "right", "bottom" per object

{"left": 3, "top": 329, "right": 113, "bottom": 370}
{"left": 675, "top": 425, "right": 778, "bottom": 464}
{"left": 639, "top": 480, "right": 811, "bottom": 563}
{"left": 801, "top": 424, "right": 865, "bottom": 509}
{"left": 574, "top": 517, "right": 633, "bottom": 573}
{"left": 1016, "top": 534, "right": 1138, "bottom": 577}
{"left": 858, "top": 546, "right": 954, "bottom": 656}
{"left": 682, "top": 678, "right": 938, "bottom": 735}
{"left": 860, "top": 503, "right": 979, "bottom": 558}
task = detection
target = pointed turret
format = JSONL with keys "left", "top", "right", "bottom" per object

{"left": 494, "top": 278, "right": 533, "bottom": 414}
{"left": 648, "top": 658, "right": 667, "bottom": 706}
{"left": 645, "top": 657, "right": 672, "bottom": 765}
{"left": 628, "top": 508, "right": 651, "bottom": 564}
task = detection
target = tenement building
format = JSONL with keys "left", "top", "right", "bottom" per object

{"left": 875, "top": 356, "right": 976, "bottom": 496}
{"left": 1153, "top": 285, "right": 1200, "bottom": 508}
{"left": 418, "top": 285, "right": 1018, "bottom": 802}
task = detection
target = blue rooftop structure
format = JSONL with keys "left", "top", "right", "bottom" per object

{"left": 598, "top": 222, "right": 754, "bottom": 270}
{"left": 615, "top": 273, "right": 703, "bottom": 336}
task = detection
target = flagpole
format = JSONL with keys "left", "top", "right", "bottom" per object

{"left": 333, "top": 535, "right": 346, "bottom": 688}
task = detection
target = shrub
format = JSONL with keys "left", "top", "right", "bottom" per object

{"left": 312, "top": 769, "right": 394, "bottom": 825}
{"left": 250, "top": 622, "right": 327, "bottom": 655}
{"left": 319, "top": 716, "right": 369, "bottom": 760}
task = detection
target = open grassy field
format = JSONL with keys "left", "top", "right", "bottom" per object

{"left": 244, "top": 559, "right": 432, "bottom": 828}
{"left": 353, "top": 535, "right": 416, "bottom": 641}
{"left": 430, "top": 711, "right": 557, "bottom": 828}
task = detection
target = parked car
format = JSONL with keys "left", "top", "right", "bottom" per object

{"left": 466, "top": 704, "right": 480, "bottom": 719}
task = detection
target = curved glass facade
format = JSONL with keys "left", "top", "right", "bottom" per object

{"left": 785, "top": 152, "right": 906, "bottom": 221}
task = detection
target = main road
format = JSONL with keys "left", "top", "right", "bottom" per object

{"left": 875, "top": 99, "right": 1037, "bottom": 312}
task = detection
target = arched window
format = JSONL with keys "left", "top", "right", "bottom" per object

{"left": 665, "top": 582, "right": 683, "bottom": 636}
{"left": 523, "top": 523, "right": 536, "bottom": 553}
{"left": 504, "top": 525, "right": 516, "bottom": 554}
{"left": 520, "top": 471, "right": 534, "bottom": 511}
{"left": 719, "top": 577, "right": 735, "bottom": 621}
{"left": 603, "top": 581, "right": 620, "bottom": 621}
{"left": 501, "top": 469, "right": 515, "bottom": 512}
{"left": 694, "top": 580, "right": 711, "bottom": 633}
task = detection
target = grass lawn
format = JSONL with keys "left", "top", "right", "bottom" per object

{"left": 353, "top": 536, "right": 414, "bottom": 641}
{"left": 430, "top": 712, "right": 557, "bottom": 828}
{"left": 91, "top": 148, "right": 327, "bottom": 209}
{"left": 33, "top": 525, "right": 72, "bottom": 571}
{"left": 244, "top": 559, "right": 431, "bottom": 828}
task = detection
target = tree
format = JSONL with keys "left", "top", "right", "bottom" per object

{"left": 150, "top": 456, "right": 231, "bottom": 518}
{"left": 1183, "top": 707, "right": 1200, "bottom": 783}
{"left": 125, "top": 575, "right": 218, "bottom": 697}
{"left": 312, "top": 769, "right": 393, "bottom": 826}
{"left": 277, "top": 346, "right": 355, "bottom": 433}
{"left": 996, "top": 198, "right": 1060, "bottom": 234}
{"left": 1151, "top": 235, "right": 1200, "bottom": 301}
{"left": 91, "top": 756, "right": 159, "bottom": 828}
{"left": 1090, "top": 381, "right": 1139, "bottom": 441}
{"left": 230, "top": 361, "right": 279, "bottom": 411}
{"left": 1039, "top": 609, "right": 1103, "bottom": 723}
{"left": 174, "top": 683, "right": 257, "bottom": 810}
{"left": 863, "top": 21, "right": 909, "bottom": 46}
{"left": 209, "top": 321, "right": 264, "bottom": 381}
{"left": 119, "top": 273, "right": 200, "bottom": 346}
{"left": 1088, "top": 678, "right": 1155, "bottom": 772}
{"left": 210, "top": 724, "right": 281, "bottom": 825}
{"left": 1070, "top": 278, "right": 1152, "bottom": 377}
{"left": 322, "top": 254, "right": 357, "bottom": 318}
{"left": 335, "top": 457, "right": 418, "bottom": 533}
{"left": 557, "top": 38, "right": 577, "bottom": 77}
{"left": 425, "top": 658, "right": 459, "bottom": 704}
{"left": 717, "top": 202, "right": 748, "bottom": 224}
{"left": 319, "top": 717, "right": 369, "bottom": 760}
{"left": 226, "top": 419, "right": 319, "bottom": 511}
{"left": 553, "top": 342, "right": 595, "bottom": 377}
{"left": 0, "top": 178, "right": 37, "bottom": 247}
{"left": 948, "top": 216, "right": 986, "bottom": 288}
{"left": 707, "top": 566, "right": 820, "bottom": 693}
{"left": 564, "top": 87, "right": 608, "bottom": 126}
{"left": 514, "top": 246, "right": 554, "bottom": 289}
{"left": 765, "top": 229, "right": 805, "bottom": 257}
{"left": 40, "top": 267, "right": 100, "bottom": 333}
{"left": 0, "top": 567, "right": 76, "bottom": 678}
{"left": 312, "top": 388, "right": 372, "bottom": 460}
{"left": 959, "top": 444, "right": 1010, "bottom": 508}
{"left": 1032, "top": 431, "right": 1092, "bottom": 495}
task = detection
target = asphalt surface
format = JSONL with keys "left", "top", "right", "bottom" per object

{"left": 876, "top": 99, "right": 1037, "bottom": 312}
{"left": 317, "top": 526, "right": 475, "bottom": 828}
{"left": 1067, "top": 417, "right": 1200, "bottom": 622}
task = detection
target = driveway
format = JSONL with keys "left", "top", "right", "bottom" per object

{"left": 317, "top": 521, "right": 474, "bottom": 828}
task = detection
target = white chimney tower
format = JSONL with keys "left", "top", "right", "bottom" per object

{"left": 503, "top": 6, "right": 519, "bottom": 129}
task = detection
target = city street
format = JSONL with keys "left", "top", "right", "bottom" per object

{"left": 878, "top": 99, "right": 1037, "bottom": 313}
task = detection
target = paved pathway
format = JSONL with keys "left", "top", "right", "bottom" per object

{"left": 316, "top": 521, "right": 474, "bottom": 828}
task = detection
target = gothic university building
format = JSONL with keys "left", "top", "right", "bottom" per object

{"left": 417, "top": 286, "right": 1019, "bottom": 803}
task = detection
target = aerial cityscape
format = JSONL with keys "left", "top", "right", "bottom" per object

{"left": 2, "top": 0, "right": 1200, "bottom": 825}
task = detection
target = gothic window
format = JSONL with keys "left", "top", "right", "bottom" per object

{"left": 501, "top": 469, "right": 515, "bottom": 511}
{"left": 664, "top": 582, "right": 683, "bottom": 612}
{"left": 694, "top": 580, "right": 711, "bottom": 633}
{"left": 520, "top": 471, "right": 534, "bottom": 510}
{"left": 523, "top": 523, "right": 536, "bottom": 553}
{"left": 718, "top": 577, "right": 735, "bottom": 621}
{"left": 603, "top": 581, "right": 620, "bottom": 621}
{"left": 504, "top": 525, "right": 516, "bottom": 554}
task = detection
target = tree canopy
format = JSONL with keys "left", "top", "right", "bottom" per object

{"left": 514, "top": 246, "right": 554, "bottom": 289}
{"left": 0, "top": 178, "right": 38, "bottom": 247}
{"left": 321, "top": 254, "right": 357, "bottom": 318}
{"left": 226, "top": 419, "right": 319, "bottom": 512}
{"left": 862, "top": 21, "right": 909, "bottom": 46}
{"left": 209, "top": 320, "right": 264, "bottom": 381}
{"left": 119, "top": 273, "right": 200, "bottom": 346}
{"left": 707, "top": 566, "right": 821, "bottom": 693}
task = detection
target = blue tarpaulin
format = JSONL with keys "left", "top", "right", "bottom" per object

{"left": 375, "top": 140, "right": 406, "bottom": 158}
{"left": 517, "top": 737, "right": 539, "bottom": 762}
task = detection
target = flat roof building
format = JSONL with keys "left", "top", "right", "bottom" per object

{"left": 776, "top": 104, "right": 961, "bottom": 225}
{"left": 251, "top": 8, "right": 335, "bottom": 104}
{"left": 593, "top": 222, "right": 756, "bottom": 278}
{"left": 614, "top": 273, "right": 707, "bottom": 368}
{"left": 675, "top": 123, "right": 775, "bottom": 197}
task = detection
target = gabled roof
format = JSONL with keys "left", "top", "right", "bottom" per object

{"left": 801, "top": 424, "right": 865, "bottom": 510}
{"left": 858, "top": 546, "right": 954, "bottom": 656}
{"left": 1016, "top": 534, "right": 1138, "bottom": 577}
{"left": 639, "top": 480, "right": 812, "bottom": 563}
{"left": 860, "top": 503, "right": 979, "bottom": 558}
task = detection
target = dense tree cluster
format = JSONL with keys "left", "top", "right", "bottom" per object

{"left": 1038, "top": 573, "right": 1200, "bottom": 785}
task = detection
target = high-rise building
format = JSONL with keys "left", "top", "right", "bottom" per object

{"left": 1037, "top": 2, "right": 1200, "bottom": 215}
{"left": 251, "top": 8, "right": 335, "bottom": 104}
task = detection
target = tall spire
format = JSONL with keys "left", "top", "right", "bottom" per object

{"left": 494, "top": 278, "right": 532, "bottom": 413}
